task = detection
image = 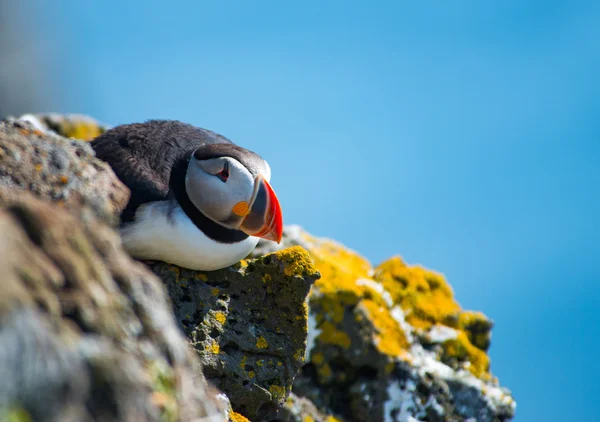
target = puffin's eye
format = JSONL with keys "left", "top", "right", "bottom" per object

{"left": 215, "top": 162, "right": 229, "bottom": 182}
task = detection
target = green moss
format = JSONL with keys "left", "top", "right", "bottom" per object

{"left": 148, "top": 360, "right": 178, "bottom": 422}
{"left": 0, "top": 407, "right": 32, "bottom": 422}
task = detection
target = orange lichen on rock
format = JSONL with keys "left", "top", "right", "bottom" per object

{"left": 229, "top": 410, "right": 251, "bottom": 422}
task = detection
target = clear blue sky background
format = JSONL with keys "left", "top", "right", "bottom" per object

{"left": 20, "top": 1, "right": 600, "bottom": 420}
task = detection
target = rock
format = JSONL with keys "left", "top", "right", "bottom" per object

{"left": 0, "top": 121, "right": 227, "bottom": 421}
{"left": 0, "top": 118, "right": 128, "bottom": 225}
{"left": 272, "top": 393, "right": 338, "bottom": 422}
{"left": 17, "top": 112, "right": 110, "bottom": 141}
{"left": 150, "top": 246, "right": 319, "bottom": 422}
{"left": 254, "top": 226, "right": 517, "bottom": 422}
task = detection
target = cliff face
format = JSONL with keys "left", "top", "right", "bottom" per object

{"left": 0, "top": 114, "right": 516, "bottom": 422}
{"left": 254, "top": 229, "right": 515, "bottom": 422}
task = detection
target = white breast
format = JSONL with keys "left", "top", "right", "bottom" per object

{"left": 120, "top": 201, "right": 259, "bottom": 271}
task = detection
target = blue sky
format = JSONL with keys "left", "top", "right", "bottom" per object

{"left": 21, "top": 1, "right": 600, "bottom": 420}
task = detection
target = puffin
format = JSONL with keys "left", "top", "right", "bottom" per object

{"left": 91, "top": 120, "right": 283, "bottom": 271}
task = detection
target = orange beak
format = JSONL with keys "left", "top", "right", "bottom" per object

{"left": 239, "top": 175, "right": 283, "bottom": 243}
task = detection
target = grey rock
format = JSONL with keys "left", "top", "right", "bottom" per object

{"left": 0, "top": 118, "right": 128, "bottom": 226}
{"left": 150, "top": 246, "right": 319, "bottom": 422}
{"left": 0, "top": 123, "right": 227, "bottom": 422}
{"left": 255, "top": 226, "right": 517, "bottom": 422}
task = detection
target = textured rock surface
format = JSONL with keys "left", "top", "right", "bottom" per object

{"left": 0, "top": 118, "right": 128, "bottom": 225}
{"left": 254, "top": 226, "right": 516, "bottom": 422}
{"left": 0, "top": 121, "right": 227, "bottom": 422}
{"left": 151, "top": 247, "right": 319, "bottom": 422}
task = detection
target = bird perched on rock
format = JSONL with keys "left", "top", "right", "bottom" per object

{"left": 91, "top": 120, "right": 283, "bottom": 270}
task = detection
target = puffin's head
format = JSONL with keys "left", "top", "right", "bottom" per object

{"left": 185, "top": 143, "right": 283, "bottom": 243}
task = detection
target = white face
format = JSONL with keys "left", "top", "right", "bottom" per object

{"left": 185, "top": 155, "right": 268, "bottom": 228}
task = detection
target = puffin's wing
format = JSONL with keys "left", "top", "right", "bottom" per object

{"left": 91, "top": 125, "right": 171, "bottom": 202}
{"left": 91, "top": 120, "right": 233, "bottom": 222}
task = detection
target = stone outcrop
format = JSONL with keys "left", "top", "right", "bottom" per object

{"left": 0, "top": 117, "right": 127, "bottom": 225}
{"left": 0, "top": 113, "right": 516, "bottom": 422}
{"left": 151, "top": 247, "right": 318, "bottom": 421}
{"left": 254, "top": 227, "right": 516, "bottom": 422}
{"left": 0, "top": 119, "right": 227, "bottom": 422}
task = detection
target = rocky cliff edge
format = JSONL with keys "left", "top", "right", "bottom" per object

{"left": 0, "top": 114, "right": 516, "bottom": 422}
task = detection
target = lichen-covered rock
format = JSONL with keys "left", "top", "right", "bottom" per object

{"left": 273, "top": 393, "right": 340, "bottom": 422}
{"left": 0, "top": 118, "right": 128, "bottom": 225}
{"left": 18, "top": 112, "right": 110, "bottom": 141}
{"left": 0, "top": 122, "right": 227, "bottom": 422}
{"left": 254, "top": 226, "right": 516, "bottom": 422}
{"left": 151, "top": 246, "right": 319, "bottom": 422}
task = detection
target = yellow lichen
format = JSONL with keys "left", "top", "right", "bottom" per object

{"left": 303, "top": 416, "right": 315, "bottom": 422}
{"left": 442, "top": 331, "right": 490, "bottom": 379}
{"left": 361, "top": 299, "right": 409, "bottom": 357}
{"left": 214, "top": 311, "right": 227, "bottom": 324}
{"left": 319, "top": 321, "right": 351, "bottom": 349}
{"left": 248, "top": 371, "right": 255, "bottom": 379}
{"left": 458, "top": 310, "right": 492, "bottom": 351}
{"left": 373, "top": 257, "right": 460, "bottom": 330}
{"left": 208, "top": 341, "right": 220, "bottom": 354}
{"left": 312, "top": 352, "right": 325, "bottom": 365}
{"left": 61, "top": 121, "right": 104, "bottom": 141}
{"left": 195, "top": 273, "right": 208, "bottom": 281}
{"left": 269, "top": 384, "right": 287, "bottom": 400}
{"left": 229, "top": 410, "right": 250, "bottom": 422}
{"left": 326, "top": 416, "right": 342, "bottom": 422}
{"left": 256, "top": 336, "right": 268, "bottom": 349}
{"left": 298, "top": 231, "right": 493, "bottom": 380}
{"left": 275, "top": 246, "right": 317, "bottom": 277}
{"left": 319, "top": 363, "right": 332, "bottom": 380}
{"left": 211, "top": 287, "right": 220, "bottom": 296}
